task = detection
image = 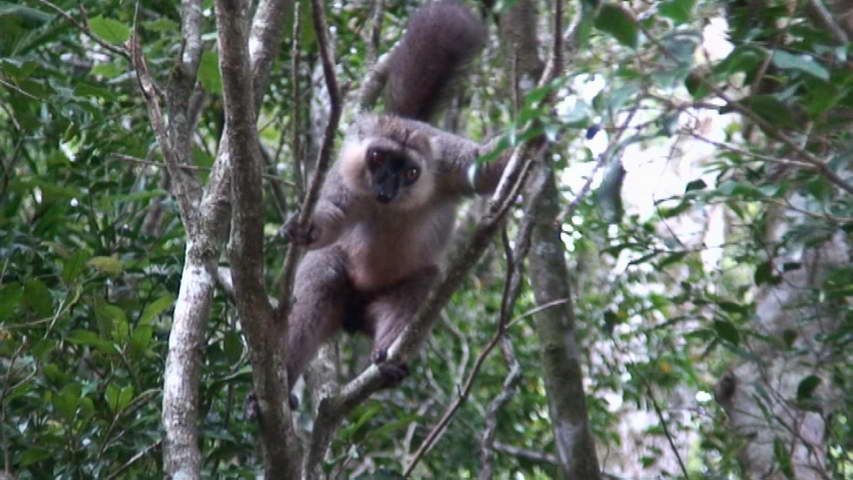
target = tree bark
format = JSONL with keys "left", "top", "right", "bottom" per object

{"left": 155, "top": 0, "right": 293, "bottom": 476}
{"left": 527, "top": 167, "right": 602, "bottom": 479}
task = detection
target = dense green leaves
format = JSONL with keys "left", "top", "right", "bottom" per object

{"left": 1, "top": 0, "right": 850, "bottom": 478}
{"left": 594, "top": 4, "right": 638, "bottom": 48}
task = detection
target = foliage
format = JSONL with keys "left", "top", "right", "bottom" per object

{"left": 0, "top": 0, "right": 850, "bottom": 478}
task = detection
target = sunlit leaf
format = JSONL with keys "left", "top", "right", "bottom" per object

{"left": 88, "top": 255, "right": 124, "bottom": 276}
{"left": 771, "top": 50, "right": 829, "bottom": 80}
{"left": 88, "top": 16, "right": 130, "bottom": 45}
{"left": 659, "top": 0, "right": 695, "bottom": 24}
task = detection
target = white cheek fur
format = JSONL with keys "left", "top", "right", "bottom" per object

{"left": 402, "top": 168, "right": 435, "bottom": 210}
{"left": 340, "top": 140, "right": 370, "bottom": 195}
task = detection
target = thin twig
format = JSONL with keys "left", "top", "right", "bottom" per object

{"left": 405, "top": 111, "right": 546, "bottom": 480}
{"left": 366, "top": 0, "right": 384, "bottom": 63}
{"left": 687, "top": 133, "right": 815, "bottom": 169}
{"left": 493, "top": 441, "right": 559, "bottom": 464}
{"left": 106, "top": 440, "right": 162, "bottom": 480}
{"left": 129, "top": 31, "right": 197, "bottom": 233}
{"left": 404, "top": 2, "right": 569, "bottom": 469}
{"left": 506, "top": 298, "right": 571, "bottom": 329}
{"left": 646, "top": 386, "right": 689, "bottom": 478}
{"left": 290, "top": 1, "right": 305, "bottom": 196}
{"left": 637, "top": 19, "right": 853, "bottom": 196}
{"left": 558, "top": 105, "right": 640, "bottom": 224}
{"left": 277, "top": 0, "right": 343, "bottom": 318}
{"left": 34, "top": 0, "right": 128, "bottom": 58}
{"left": 111, "top": 153, "right": 294, "bottom": 184}
{"left": 806, "top": 0, "right": 849, "bottom": 44}
{"left": 0, "top": 78, "right": 39, "bottom": 101}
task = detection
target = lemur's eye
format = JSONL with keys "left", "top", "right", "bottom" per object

{"left": 403, "top": 167, "right": 420, "bottom": 184}
{"left": 367, "top": 148, "right": 383, "bottom": 169}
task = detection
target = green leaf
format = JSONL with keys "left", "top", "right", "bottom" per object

{"left": 20, "top": 448, "right": 52, "bottom": 467}
{"left": 685, "top": 70, "right": 711, "bottom": 98}
{"left": 143, "top": 17, "right": 179, "bottom": 33}
{"left": 712, "top": 320, "right": 740, "bottom": 345}
{"left": 659, "top": 0, "right": 695, "bottom": 24}
{"left": 88, "top": 255, "right": 123, "bottom": 276}
{"left": 129, "top": 325, "right": 154, "bottom": 359}
{"left": 0, "top": 4, "right": 52, "bottom": 27}
{"left": 658, "top": 199, "right": 691, "bottom": 219}
{"left": 561, "top": 98, "right": 592, "bottom": 126}
{"left": 771, "top": 50, "right": 829, "bottom": 81}
{"left": 199, "top": 49, "right": 222, "bottom": 93}
{"left": 773, "top": 437, "right": 795, "bottom": 479}
{"left": 88, "top": 16, "right": 130, "bottom": 45}
{"left": 42, "top": 363, "right": 68, "bottom": 386}
{"left": 23, "top": 278, "right": 53, "bottom": 317}
{"left": 111, "top": 189, "right": 168, "bottom": 203}
{"left": 594, "top": 4, "right": 638, "bottom": 48}
{"left": 340, "top": 403, "right": 382, "bottom": 442}
{"left": 658, "top": 251, "right": 687, "bottom": 269}
{"left": 714, "top": 45, "right": 764, "bottom": 77}
{"left": 597, "top": 82, "right": 640, "bottom": 112}
{"left": 371, "top": 413, "right": 418, "bottom": 438}
{"left": 596, "top": 161, "right": 625, "bottom": 224}
{"left": 140, "top": 294, "right": 175, "bottom": 325}
{"left": 223, "top": 330, "right": 243, "bottom": 365}
{"left": 0, "top": 282, "right": 23, "bottom": 322}
{"left": 61, "top": 249, "right": 90, "bottom": 285}
{"left": 67, "top": 329, "right": 116, "bottom": 353}
{"left": 796, "top": 375, "right": 821, "bottom": 401}
{"left": 717, "top": 301, "right": 747, "bottom": 315}
{"left": 100, "top": 304, "right": 129, "bottom": 341}
{"left": 737, "top": 95, "right": 796, "bottom": 129}
{"left": 805, "top": 82, "right": 845, "bottom": 116}
{"left": 91, "top": 61, "right": 123, "bottom": 79}
{"left": 781, "top": 329, "right": 797, "bottom": 348}
{"left": 54, "top": 383, "right": 82, "bottom": 420}
{"left": 105, "top": 383, "right": 134, "bottom": 413}
{"left": 0, "top": 59, "right": 39, "bottom": 80}
{"left": 754, "top": 260, "right": 777, "bottom": 286}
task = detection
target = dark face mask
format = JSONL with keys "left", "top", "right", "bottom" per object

{"left": 373, "top": 166, "right": 401, "bottom": 203}
{"left": 366, "top": 147, "right": 419, "bottom": 204}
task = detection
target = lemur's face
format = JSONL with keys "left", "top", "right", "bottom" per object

{"left": 364, "top": 146, "right": 421, "bottom": 204}
{"left": 340, "top": 136, "right": 435, "bottom": 210}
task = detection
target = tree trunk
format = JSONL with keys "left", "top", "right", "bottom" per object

{"left": 715, "top": 204, "right": 848, "bottom": 479}
{"left": 527, "top": 166, "right": 601, "bottom": 479}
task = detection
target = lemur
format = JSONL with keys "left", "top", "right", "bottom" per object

{"left": 283, "top": 1, "right": 504, "bottom": 389}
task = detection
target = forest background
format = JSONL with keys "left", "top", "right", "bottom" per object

{"left": 0, "top": 0, "right": 850, "bottom": 478}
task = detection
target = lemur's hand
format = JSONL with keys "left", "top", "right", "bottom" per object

{"left": 281, "top": 216, "right": 318, "bottom": 246}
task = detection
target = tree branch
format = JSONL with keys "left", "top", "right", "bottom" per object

{"left": 637, "top": 18, "right": 853, "bottom": 197}
{"left": 276, "top": 0, "right": 343, "bottom": 321}
{"left": 215, "top": 0, "right": 299, "bottom": 477}
{"left": 34, "top": 0, "right": 129, "bottom": 58}
{"left": 130, "top": 31, "right": 198, "bottom": 233}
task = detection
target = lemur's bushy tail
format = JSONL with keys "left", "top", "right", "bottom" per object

{"left": 386, "top": 1, "right": 485, "bottom": 122}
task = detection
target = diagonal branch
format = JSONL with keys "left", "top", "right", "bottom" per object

{"left": 407, "top": 191, "right": 540, "bottom": 477}
{"left": 129, "top": 31, "right": 198, "bottom": 234}
{"left": 636, "top": 19, "right": 853, "bottom": 197}
{"left": 302, "top": 1, "right": 571, "bottom": 472}
{"left": 34, "top": 0, "right": 129, "bottom": 58}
